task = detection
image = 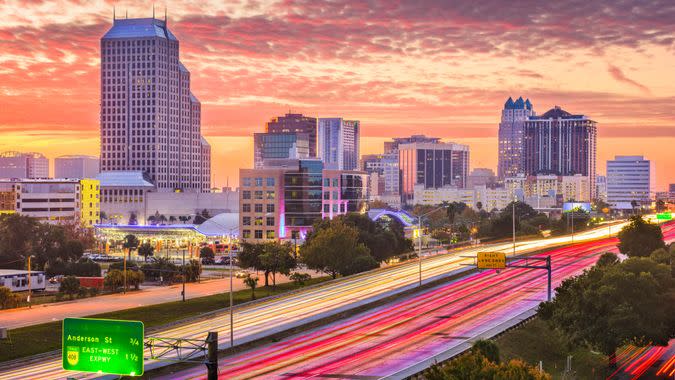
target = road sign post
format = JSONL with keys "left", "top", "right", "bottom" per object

{"left": 62, "top": 318, "right": 144, "bottom": 377}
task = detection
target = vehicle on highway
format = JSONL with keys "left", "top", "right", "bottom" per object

{"left": 235, "top": 270, "right": 250, "bottom": 278}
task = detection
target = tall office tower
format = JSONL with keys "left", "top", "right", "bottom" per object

{"left": 606, "top": 156, "right": 654, "bottom": 209}
{"left": 253, "top": 132, "right": 310, "bottom": 168}
{"left": 317, "top": 118, "right": 360, "bottom": 170}
{"left": 398, "top": 141, "right": 470, "bottom": 203}
{"left": 100, "top": 17, "right": 211, "bottom": 192}
{"left": 0, "top": 151, "right": 49, "bottom": 179}
{"left": 498, "top": 96, "right": 535, "bottom": 179}
{"left": 523, "top": 106, "right": 597, "bottom": 198}
{"left": 385, "top": 135, "right": 441, "bottom": 154}
{"left": 55, "top": 155, "right": 100, "bottom": 179}
{"left": 266, "top": 113, "right": 318, "bottom": 157}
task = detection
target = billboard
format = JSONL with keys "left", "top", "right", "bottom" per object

{"left": 562, "top": 202, "right": 591, "bottom": 213}
{"left": 62, "top": 318, "right": 144, "bottom": 376}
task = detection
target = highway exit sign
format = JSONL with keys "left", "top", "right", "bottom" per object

{"left": 62, "top": 318, "right": 144, "bottom": 376}
{"left": 477, "top": 252, "right": 506, "bottom": 269}
{"left": 656, "top": 212, "right": 672, "bottom": 220}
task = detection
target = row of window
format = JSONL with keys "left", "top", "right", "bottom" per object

{"left": 242, "top": 177, "right": 276, "bottom": 187}
{"left": 241, "top": 216, "right": 275, "bottom": 226}
{"left": 242, "top": 190, "right": 275, "bottom": 200}
{"left": 241, "top": 230, "right": 275, "bottom": 239}
{"left": 242, "top": 203, "right": 275, "bottom": 213}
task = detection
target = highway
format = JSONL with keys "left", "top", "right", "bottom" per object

{"left": 0, "top": 220, "right": 656, "bottom": 379}
{"left": 162, "top": 223, "right": 675, "bottom": 379}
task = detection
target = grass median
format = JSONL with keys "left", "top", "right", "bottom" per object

{"left": 0, "top": 277, "right": 329, "bottom": 363}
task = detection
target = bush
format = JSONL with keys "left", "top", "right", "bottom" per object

{"left": 45, "top": 258, "right": 101, "bottom": 277}
{"left": 141, "top": 257, "right": 178, "bottom": 283}
{"left": 104, "top": 269, "right": 124, "bottom": 292}
{"left": 77, "top": 287, "right": 88, "bottom": 299}
{"left": 181, "top": 259, "right": 202, "bottom": 283}
{"left": 0, "top": 286, "right": 21, "bottom": 309}
{"left": 290, "top": 272, "right": 312, "bottom": 286}
{"left": 88, "top": 287, "right": 99, "bottom": 297}
{"left": 59, "top": 275, "right": 81, "bottom": 299}
{"left": 127, "top": 270, "right": 145, "bottom": 290}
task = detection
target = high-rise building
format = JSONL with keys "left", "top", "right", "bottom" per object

{"left": 398, "top": 141, "right": 470, "bottom": 202}
{"left": 253, "top": 132, "right": 310, "bottom": 168}
{"left": 321, "top": 170, "right": 369, "bottom": 219}
{"left": 595, "top": 175, "right": 607, "bottom": 202}
{"left": 0, "top": 151, "right": 49, "bottom": 179}
{"left": 266, "top": 113, "right": 318, "bottom": 157}
{"left": 385, "top": 135, "right": 441, "bottom": 154}
{"left": 100, "top": 17, "right": 210, "bottom": 192}
{"left": 498, "top": 96, "right": 535, "bottom": 179}
{"left": 523, "top": 106, "right": 597, "bottom": 198}
{"left": 318, "top": 118, "right": 360, "bottom": 170}
{"left": 606, "top": 155, "right": 653, "bottom": 209}
{"left": 54, "top": 155, "right": 100, "bottom": 179}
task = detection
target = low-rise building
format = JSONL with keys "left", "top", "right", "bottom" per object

{"left": 54, "top": 155, "right": 100, "bottom": 179}
{"left": 0, "top": 178, "right": 100, "bottom": 226}
{"left": 412, "top": 185, "right": 511, "bottom": 211}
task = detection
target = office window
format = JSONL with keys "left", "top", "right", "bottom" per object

{"left": 255, "top": 204, "right": 263, "bottom": 213}
{"left": 323, "top": 191, "right": 330, "bottom": 200}
{"left": 254, "top": 217, "right": 263, "bottom": 225}
{"left": 254, "top": 191, "right": 263, "bottom": 200}
{"left": 266, "top": 191, "right": 275, "bottom": 200}
{"left": 266, "top": 177, "right": 275, "bottom": 186}
{"left": 324, "top": 204, "right": 329, "bottom": 213}
{"left": 242, "top": 216, "right": 251, "bottom": 226}
{"left": 254, "top": 230, "right": 263, "bottom": 239}
{"left": 324, "top": 178, "right": 330, "bottom": 186}
{"left": 266, "top": 230, "right": 275, "bottom": 239}
{"left": 242, "top": 204, "right": 251, "bottom": 212}
{"left": 243, "top": 191, "right": 251, "bottom": 199}
{"left": 333, "top": 204, "right": 338, "bottom": 212}
{"left": 255, "top": 177, "right": 263, "bottom": 186}
{"left": 333, "top": 178, "right": 338, "bottom": 187}
{"left": 242, "top": 230, "right": 251, "bottom": 239}
{"left": 266, "top": 204, "right": 275, "bottom": 213}
{"left": 242, "top": 178, "right": 251, "bottom": 187}
{"left": 266, "top": 217, "right": 274, "bottom": 226}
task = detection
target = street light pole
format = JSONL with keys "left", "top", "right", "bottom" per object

{"left": 182, "top": 249, "right": 186, "bottom": 302}
{"left": 418, "top": 217, "right": 422, "bottom": 287}
{"left": 27, "top": 255, "right": 32, "bottom": 309}
{"left": 512, "top": 201, "right": 516, "bottom": 256}
{"left": 228, "top": 235, "right": 234, "bottom": 348}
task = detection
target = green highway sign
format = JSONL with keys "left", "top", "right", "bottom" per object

{"left": 656, "top": 212, "right": 672, "bottom": 220}
{"left": 62, "top": 317, "right": 144, "bottom": 376}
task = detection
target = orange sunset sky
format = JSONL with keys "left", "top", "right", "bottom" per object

{"left": 0, "top": 1, "right": 673, "bottom": 190}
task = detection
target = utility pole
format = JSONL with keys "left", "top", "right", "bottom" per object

{"left": 418, "top": 217, "right": 422, "bottom": 287}
{"left": 123, "top": 249, "right": 127, "bottom": 294}
{"left": 182, "top": 249, "right": 186, "bottom": 302}
{"left": 27, "top": 256, "right": 32, "bottom": 309}
{"left": 512, "top": 201, "right": 516, "bottom": 256}
{"left": 228, "top": 235, "right": 234, "bottom": 347}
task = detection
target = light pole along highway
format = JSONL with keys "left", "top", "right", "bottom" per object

{"left": 411, "top": 205, "right": 450, "bottom": 287}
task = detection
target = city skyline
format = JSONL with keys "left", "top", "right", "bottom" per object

{"left": 1, "top": 1, "right": 674, "bottom": 189}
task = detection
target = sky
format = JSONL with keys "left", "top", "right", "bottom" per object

{"left": 0, "top": 0, "right": 673, "bottom": 190}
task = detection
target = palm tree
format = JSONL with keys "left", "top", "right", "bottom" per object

{"left": 122, "top": 234, "right": 140, "bottom": 260}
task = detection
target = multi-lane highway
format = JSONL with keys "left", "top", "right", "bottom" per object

{"left": 163, "top": 223, "right": 675, "bottom": 379}
{"left": 0, "top": 220, "right": 656, "bottom": 379}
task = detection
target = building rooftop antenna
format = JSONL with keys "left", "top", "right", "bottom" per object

{"left": 152, "top": 4, "right": 155, "bottom": 19}
{"left": 113, "top": 6, "right": 116, "bottom": 21}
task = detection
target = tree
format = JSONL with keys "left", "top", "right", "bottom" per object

{"left": 471, "top": 339, "right": 500, "bottom": 363}
{"left": 126, "top": 270, "right": 145, "bottom": 290}
{"left": 199, "top": 246, "right": 215, "bottom": 261}
{"left": 141, "top": 257, "right": 178, "bottom": 283}
{"left": 182, "top": 259, "right": 202, "bottom": 282}
{"left": 259, "top": 242, "right": 296, "bottom": 288}
{"left": 475, "top": 201, "right": 483, "bottom": 212}
{"left": 129, "top": 212, "right": 138, "bottom": 225}
{"left": 100, "top": 211, "right": 108, "bottom": 223}
{"left": 538, "top": 253, "right": 674, "bottom": 366}
{"left": 169, "top": 215, "right": 176, "bottom": 224}
{"left": 368, "top": 199, "right": 390, "bottom": 209}
{"left": 243, "top": 274, "right": 258, "bottom": 300}
{"left": 122, "top": 234, "right": 140, "bottom": 260}
{"left": 618, "top": 216, "right": 666, "bottom": 257}
{"left": 0, "top": 286, "right": 20, "bottom": 309}
{"left": 59, "top": 275, "right": 81, "bottom": 299}
{"left": 104, "top": 269, "right": 125, "bottom": 292}
{"left": 301, "top": 219, "right": 377, "bottom": 278}
{"left": 137, "top": 242, "right": 155, "bottom": 262}
{"left": 655, "top": 199, "right": 667, "bottom": 213}
{"left": 238, "top": 242, "right": 269, "bottom": 285}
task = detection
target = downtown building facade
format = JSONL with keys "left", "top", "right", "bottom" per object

{"left": 266, "top": 113, "right": 318, "bottom": 157}
{"left": 54, "top": 155, "right": 100, "bottom": 179}
{"left": 0, "top": 179, "right": 100, "bottom": 226}
{"left": 606, "top": 155, "right": 654, "bottom": 209}
{"left": 318, "top": 118, "right": 360, "bottom": 170}
{"left": 253, "top": 132, "right": 310, "bottom": 168}
{"left": 399, "top": 141, "right": 470, "bottom": 203}
{"left": 0, "top": 151, "right": 49, "bottom": 179}
{"left": 239, "top": 159, "right": 369, "bottom": 243}
{"left": 498, "top": 97, "right": 535, "bottom": 179}
{"left": 100, "top": 17, "right": 210, "bottom": 193}
{"left": 522, "top": 106, "right": 597, "bottom": 199}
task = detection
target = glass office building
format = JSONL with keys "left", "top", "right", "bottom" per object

{"left": 253, "top": 132, "right": 310, "bottom": 168}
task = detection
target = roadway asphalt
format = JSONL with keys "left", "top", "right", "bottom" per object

{"left": 0, "top": 221, "right": 654, "bottom": 379}
{"left": 162, "top": 224, "right": 675, "bottom": 379}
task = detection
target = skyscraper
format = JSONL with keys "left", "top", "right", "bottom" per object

{"left": 266, "top": 113, "right": 318, "bottom": 157}
{"left": 317, "top": 118, "right": 360, "bottom": 170}
{"left": 100, "top": 17, "right": 210, "bottom": 192}
{"left": 54, "top": 155, "right": 100, "bottom": 179}
{"left": 0, "top": 151, "right": 49, "bottom": 179}
{"left": 523, "top": 106, "right": 597, "bottom": 198}
{"left": 398, "top": 141, "right": 470, "bottom": 203}
{"left": 253, "top": 132, "right": 310, "bottom": 168}
{"left": 606, "top": 155, "right": 653, "bottom": 209}
{"left": 498, "top": 96, "right": 535, "bottom": 179}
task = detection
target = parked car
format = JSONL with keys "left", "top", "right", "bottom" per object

{"left": 234, "top": 270, "right": 249, "bottom": 279}
{"left": 48, "top": 275, "right": 64, "bottom": 284}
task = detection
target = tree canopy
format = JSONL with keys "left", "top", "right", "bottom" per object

{"left": 618, "top": 216, "right": 666, "bottom": 257}
{"left": 538, "top": 252, "right": 674, "bottom": 364}
{"left": 301, "top": 219, "right": 377, "bottom": 278}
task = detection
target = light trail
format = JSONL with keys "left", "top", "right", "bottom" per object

{"left": 0, "top": 219, "right": 665, "bottom": 379}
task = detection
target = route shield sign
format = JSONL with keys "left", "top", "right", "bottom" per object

{"left": 477, "top": 252, "right": 506, "bottom": 269}
{"left": 62, "top": 317, "right": 144, "bottom": 376}
{"left": 656, "top": 212, "right": 672, "bottom": 220}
